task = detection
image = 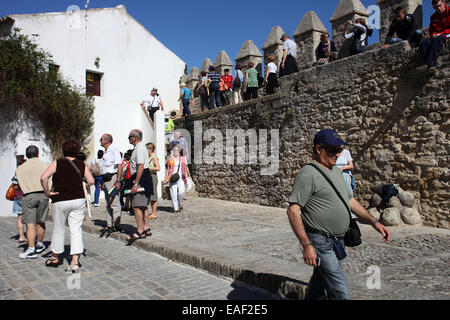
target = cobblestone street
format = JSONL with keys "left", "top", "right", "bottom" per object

{"left": 1, "top": 196, "right": 449, "bottom": 300}
{"left": 0, "top": 217, "right": 273, "bottom": 300}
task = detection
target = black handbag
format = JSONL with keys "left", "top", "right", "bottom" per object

{"left": 169, "top": 159, "right": 182, "bottom": 184}
{"left": 308, "top": 163, "right": 362, "bottom": 247}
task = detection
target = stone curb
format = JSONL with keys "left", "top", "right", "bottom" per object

{"left": 47, "top": 213, "right": 307, "bottom": 299}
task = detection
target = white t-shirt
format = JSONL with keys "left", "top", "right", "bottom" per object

{"left": 336, "top": 149, "right": 353, "bottom": 169}
{"left": 130, "top": 141, "right": 150, "bottom": 176}
{"left": 144, "top": 94, "right": 161, "bottom": 109}
{"left": 282, "top": 39, "right": 297, "bottom": 57}
{"left": 100, "top": 145, "right": 122, "bottom": 175}
{"left": 267, "top": 62, "right": 277, "bottom": 74}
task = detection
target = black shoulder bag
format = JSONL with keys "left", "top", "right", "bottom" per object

{"left": 308, "top": 163, "right": 362, "bottom": 247}
{"left": 169, "top": 159, "right": 182, "bottom": 184}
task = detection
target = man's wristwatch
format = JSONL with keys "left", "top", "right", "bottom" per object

{"left": 371, "top": 218, "right": 379, "bottom": 226}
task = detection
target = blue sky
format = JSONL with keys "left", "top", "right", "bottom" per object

{"left": 1, "top": 0, "right": 435, "bottom": 74}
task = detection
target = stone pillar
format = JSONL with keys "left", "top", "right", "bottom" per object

{"left": 186, "top": 67, "right": 199, "bottom": 91}
{"left": 377, "top": 0, "right": 423, "bottom": 43}
{"left": 293, "top": 11, "right": 328, "bottom": 70}
{"left": 214, "top": 50, "right": 234, "bottom": 75}
{"left": 262, "top": 26, "right": 285, "bottom": 68}
{"left": 235, "top": 40, "right": 263, "bottom": 75}
{"left": 200, "top": 58, "right": 213, "bottom": 74}
{"left": 330, "top": 0, "right": 370, "bottom": 52}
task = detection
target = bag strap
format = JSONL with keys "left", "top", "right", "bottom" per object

{"left": 307, "top": 163, "right": 352, "bottom": 220}
{"left": 66, "top": 158, "right": 83, "bottom": 182}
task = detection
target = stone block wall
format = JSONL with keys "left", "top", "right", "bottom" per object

{"left": 175, "top": 41, "right": 450, "bottom": 229}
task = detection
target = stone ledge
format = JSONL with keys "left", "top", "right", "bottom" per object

{"left": 174, "top": 93, "right": 282, "bottom": 123}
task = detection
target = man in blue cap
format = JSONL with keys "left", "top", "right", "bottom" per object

{"left": 286, "top": 129, "right": 391, "bottom": 300}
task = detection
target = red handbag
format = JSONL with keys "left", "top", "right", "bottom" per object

{"left": 6, "top": 184, "right": 15, "bottom": 201}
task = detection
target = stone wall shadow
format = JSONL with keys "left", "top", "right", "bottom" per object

{"left": 358, "top": 54, "right": 432, "bottom": 155}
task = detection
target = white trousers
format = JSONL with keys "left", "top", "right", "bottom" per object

{"left": 51, "top": 199, "right": 85, "bottom": 255}
{"left": 233, "top": 88, "right": 242, "bottom": 104}
{"left": 169, "top": 179, "right": 185, "bottom": 211}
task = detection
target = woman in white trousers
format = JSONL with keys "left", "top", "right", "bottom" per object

{"left": 164, "top": 146, "right": 190, "bottom": 213}
{"left": 41, "top": 140, "right": 94, "bottom": 272}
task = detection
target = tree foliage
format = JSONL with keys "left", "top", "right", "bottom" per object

{"left": 0, "top": 28, "right": 95, "bottom": 154}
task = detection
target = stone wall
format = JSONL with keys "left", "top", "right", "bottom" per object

{"left": 175, "top": 41, "right": 450, "bottom": 229}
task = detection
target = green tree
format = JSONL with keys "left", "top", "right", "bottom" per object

{"left": 0, "top": 28, "right": 94, "bottom": 155}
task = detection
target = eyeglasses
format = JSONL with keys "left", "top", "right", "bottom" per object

{"left": 324, "top": 145, "right": 344, "bottom": 155}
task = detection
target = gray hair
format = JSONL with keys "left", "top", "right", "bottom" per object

{"left": 103, "top": 134, "right": 113, "bottom": 143}
{"left": 131, "top": 129, "right": 143, "bottom": 141}
{"left": 25, "top": 145, "right": 39, "bottom": 159}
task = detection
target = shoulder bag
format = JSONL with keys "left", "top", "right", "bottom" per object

{"left": 6, "top": 183, "right": 15, "bottom": 201}
{"left": 308, "top": 163, "right": 362, "bottom": 247}
{"left": 169, "top": 159, "right": 182, "bottom": 184}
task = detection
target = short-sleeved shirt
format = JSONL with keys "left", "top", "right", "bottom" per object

{"left": 288, "top": 161, "right": 352, "bottom": 237}
{"left": 247, "top": 68, "right": 258, "bottom": 88}
{"left": 267, "top": 62, "right": 277, "bottom": 74}
{"left": 282, "top": 38, "right": 297, "bottom": 57}
{"left": 336, "top": 149, "right": 353, "bottom": 169}
{"left": 130, "top": 141, "right": 150, "bottom": 176}
{"left": 181, "top": 87, "right": 191, "bottom": 100}
{"left": 144, "top": 94, "right": 161, "bottom": 109}
{"left": 208, "top": 71, "right": 221, "bottom": 84}
{"left": 100, "top": 145, "right": 122, "bottom": 175}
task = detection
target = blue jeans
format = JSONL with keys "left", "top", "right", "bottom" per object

{"left": 209, "top": 83, "right": 221, "bottom": 109}
{"left": 94, "top": 176, "right": 102, "bottom": 204}
{"left": 182, "top": 99, "right": 191, "bottom": 116}
{"left": 304, "top": 232, "right": 350, "bottom": 300}
{"left": 419, "top": 34, "right": 446, "bottom": 67}
{"left": 386, "top": 30, "right": 423, "bottom": 47}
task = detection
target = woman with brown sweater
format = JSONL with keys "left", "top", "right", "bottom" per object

{"left": 41, "top": 140, "right": 94, "bottom": 272}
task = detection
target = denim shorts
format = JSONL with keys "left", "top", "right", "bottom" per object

{"left": 12, "top": 199, "right": 23, "bottom": 215}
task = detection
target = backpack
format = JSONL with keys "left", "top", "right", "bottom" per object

{"left": 91, "top": 160, "right": 101, "bottom": 177}
{"left": 232, "top": 73, "right": 241, "bottom": 89}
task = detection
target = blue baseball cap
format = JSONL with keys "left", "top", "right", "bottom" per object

{"left": 313, "top": 129, "right": 348, "bottom": 147}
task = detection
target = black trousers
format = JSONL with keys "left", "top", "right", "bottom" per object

{"left": 246, "top": 87, "right": 258, "bottom": 100}
{"left": 148, "top": 107, "right": 159, "bottom": 122}
{"left": 419, "top": 34, "right": 446, "bottom": 67}
{"left": 266, "top": 73, "right": 278, "bottom": 95}
{"left": 279, "top": 55, "right": 299, "bottom": 77}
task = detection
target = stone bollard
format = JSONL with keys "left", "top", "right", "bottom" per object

{"left": 262, "top": 26, "right": 285, "bottom": 69}
{"left": 330, "top": 0, "right": 370, "bottom": 58}
{"left": 214, "top": 50, "right": 234, "bottom": 76}
{"left": 235, "top": 40, "right": 263, "bottom": 75}
{"left": 293, "top": 11, "right": 328, "bottom": 70}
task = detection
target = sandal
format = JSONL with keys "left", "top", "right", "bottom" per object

{"left": 127, "top": 231, "right": 145, "bottom": 245}
{"left": 45, "top": 256, "right": 61, "bottom": 268}
{"left": 18, "top": 238, "right": 27, "bottom": 244}
{"left": 143, "top": 229, "right": 152, "bottom": 237}
{"left": 65, "top": 263, "right": 82, "bottom": 273}
{"left": 149, "top": 214, "right": 157, "bottom": 220}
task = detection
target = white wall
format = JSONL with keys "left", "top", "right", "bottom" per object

{"left": 2, "top": 6, "right": 186, "bottom": 206}
{"left": 9, "top": 5, "right": 186, "bottom": 157}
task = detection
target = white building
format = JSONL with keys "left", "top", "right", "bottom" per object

{"left": 0, "top": 5, "right": 186, "bottom": 216}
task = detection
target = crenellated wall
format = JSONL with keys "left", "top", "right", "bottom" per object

{"left": 175, "top": 41, "right": 450, "bottom": 229}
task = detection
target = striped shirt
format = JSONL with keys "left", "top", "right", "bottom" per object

{"left": 208, "top": 71, "right": 221, "bottom": 84}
